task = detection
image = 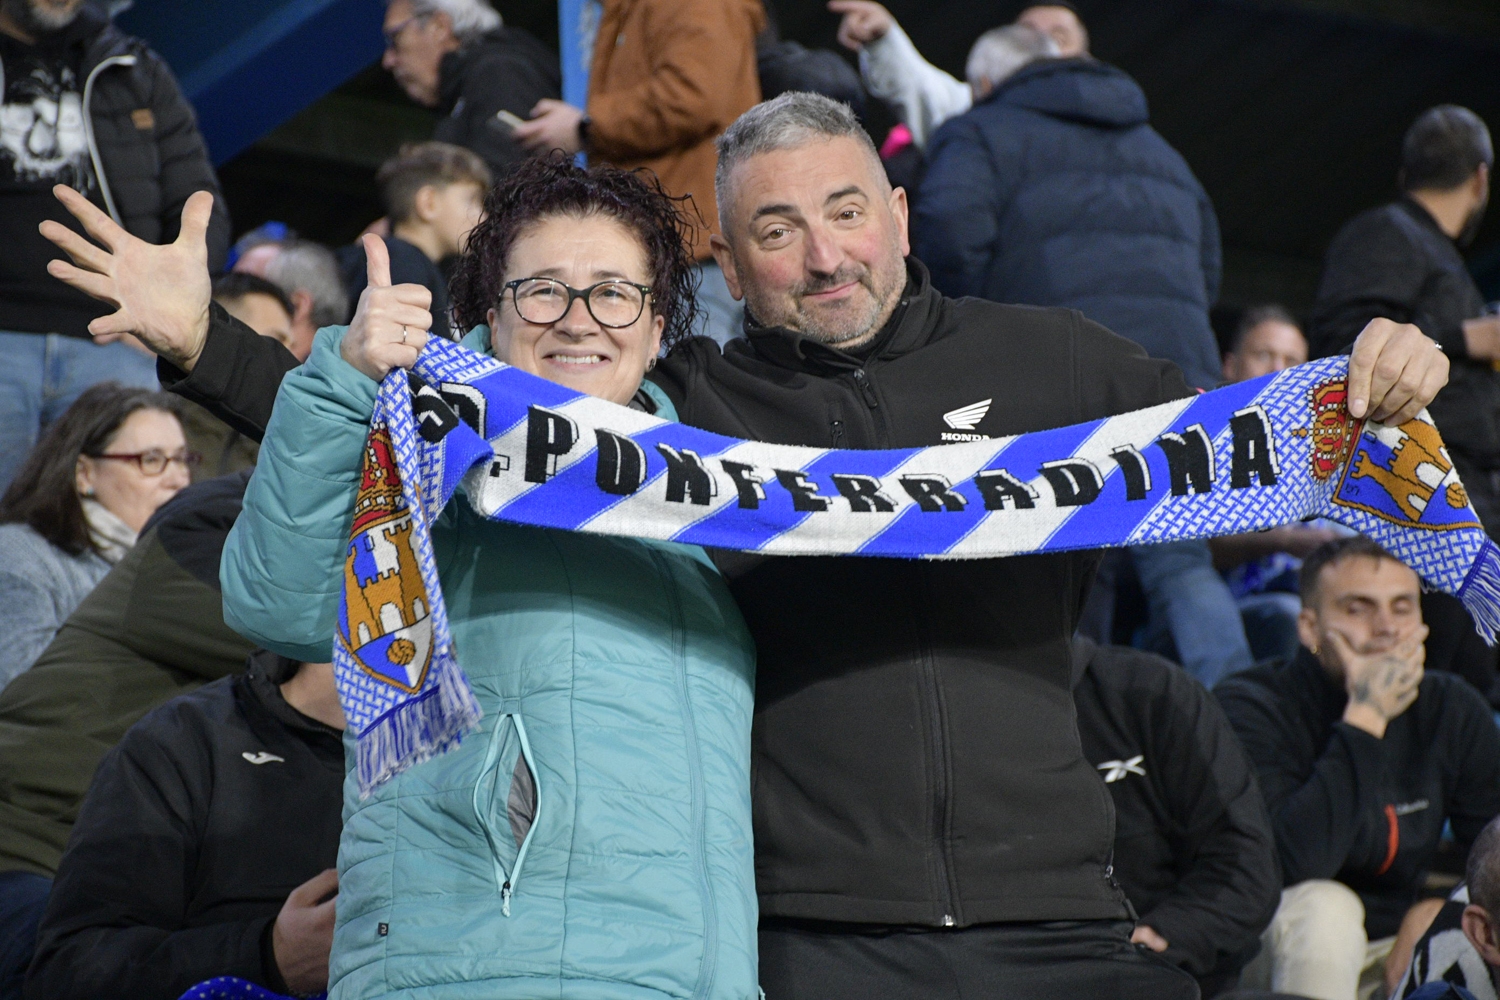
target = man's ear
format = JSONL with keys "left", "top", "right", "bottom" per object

{"left": 709, "top": 234, "right": 744, "bottom": 302}
{"left": 290, "top": 289, "right": 314, "bottom": 324}
{"left": 1297, "top": 606, "right": 1321, "bottom": 654}
{"left": 412, "top": 185, "right": 439, "bottom": 224}
{"left": 888, "top": 185, "right": 910, "bottom": 257}
{"left": 1223, "top": 353, "right": 1240, "bottom": 383}
{"left": 1474, "top": 162, "right": 1490, "bottom": 206}
{"left": 1462, "top": 904, "right": 1500, "bottom": 966}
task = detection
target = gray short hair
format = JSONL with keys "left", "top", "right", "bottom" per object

{"left": 407, "top": 0, "right": 501, "bottom": 44}
{"left": 715, "top": 92, "right": 882, "bottom": 232}
{"left": 965, "top": 24, "right": 1057, "bottom": 90}
{"left": 264, "top": 240, "right": 349, "bottom": 329}
{"left": 1468, "top": 815, "right": 1500, "bottom": 916}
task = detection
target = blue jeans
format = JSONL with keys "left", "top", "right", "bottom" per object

{"left": 693, "top": 260, "right": 746, "bottom": 348}
{"left": 1132, "top": 539, "right": 1253, "bottom": 689}
{"left": 0, "top": 871, "right": 51, "bottom": 999}
{"left": 0, "top": 332, "right": 160, "bottom": 491}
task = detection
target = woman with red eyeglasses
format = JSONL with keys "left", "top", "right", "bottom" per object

{"left": 0, "top": 383, "right": 195, "bottom": 689}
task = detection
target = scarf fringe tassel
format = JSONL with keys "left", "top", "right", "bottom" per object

{"left": 1457, "top": 539, "right": 1500, "bottom": 647}
{"left": 354, "top": 655, "right": 484, "bottom": 798}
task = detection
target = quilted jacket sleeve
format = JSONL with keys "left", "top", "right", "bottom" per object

{"left": 220, "top": 327, "right": 375, "bottom": 663}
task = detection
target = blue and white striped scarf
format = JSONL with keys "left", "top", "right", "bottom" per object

{"left": 335, "top": 337, "right": 1500, "bottom": 794}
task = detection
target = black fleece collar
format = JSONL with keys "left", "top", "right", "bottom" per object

{"left": 242, "top": 650, "right": 344, "bottom": 764}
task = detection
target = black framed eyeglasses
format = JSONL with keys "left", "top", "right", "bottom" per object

{"left": 88, "top": 449, "right": 201, "bottom": 476}
{"left": 502, "top": 277, "right": 654, "bottom": 329}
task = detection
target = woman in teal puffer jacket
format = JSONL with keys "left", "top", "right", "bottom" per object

{"left": 220, "top": 158, "right": 759, "bottom": 1000}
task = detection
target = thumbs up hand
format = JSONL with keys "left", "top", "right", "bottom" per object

{"left": 340, "top": 234, "right": 433, "bottom": 381}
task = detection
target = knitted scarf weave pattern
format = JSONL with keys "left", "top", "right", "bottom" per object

{"left": 335, "top": 338, "right": 1500, "bottom": 794}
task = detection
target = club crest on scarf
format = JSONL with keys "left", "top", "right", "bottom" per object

{"left": 338, "top": 427, "right": 434, "bottom": 693}
{"left": 1334, "top": 415, "right": 1482, "bottom": 531}
{"left": 1302, "top": 379, "right": 1361, "bottom": 481}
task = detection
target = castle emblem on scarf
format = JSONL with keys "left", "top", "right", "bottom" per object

{"left": 1332, "top": 415, "right": 1483, "bottom": 531}
{"left": 338, "top": 427, "right": 435, "bottom": 693}
{"left": 1308, "top": 380, "right": 1361, "bottom": 481}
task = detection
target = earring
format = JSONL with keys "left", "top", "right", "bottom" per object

{"left": 80, "top": 489, "right": 96, "bottom": 498}
{"left": 646, "top": 357, "right": 657, "bottom": 371}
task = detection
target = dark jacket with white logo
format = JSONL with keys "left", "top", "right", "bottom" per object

{"left": 1073, "top": 639, "right": 1279, "bottom": 993}
{"left": 1216, "top": 647, "right": 1500, "bottom": 939}
{"left": 25, "top": 651, "right": 342, "bottom": 1000}
{"left": 648, "top": 260, "right": 1192, "bottom": 925}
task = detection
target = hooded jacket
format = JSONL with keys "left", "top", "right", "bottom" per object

{"left": 0, "top": 4, "right": 230, "bottom": 337}
{"left": 1216, "top": 647, "right": 1500, "bottom": 939}
{"left": 24, "top": 651, "right": 343, "bottom": 1000}
{"left": 914, "top": 58, "right": 1223, "bottom": 391}
{"left": 586, "top": 0, "right": 765, "bottom": 259}
{"left": 650, "top": 260, "right": 1191, "bottom": 926}
{"left": 220, "top": 327, "right": 759, "bottom": 1000}
{"left": 0, "top": 473, "right": 253, "bottom": 880}
{"left": 433, "top": 26, "right": 560, "bottom": 182}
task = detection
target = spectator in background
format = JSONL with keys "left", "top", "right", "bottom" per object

{"left": 831, "top": 2, "right": 1088, "bottom": 150}
{"left": 234, "top": 236, "right": 348, "bottom": 361}
{"left": 1073, "top": 637, "right": 1280, "bottom": 996}
{"left": 0, "top": 0, "right": 229, "bottom": 490}
{"left": 1218, "top": 538, "right": 1500, "bottom": 1000}
{"left": 1310, "top": 107, "right": 1500, "bottom": 538}
{"left": 173, "top": 273, "right": 295, "bottom": 481}
{"left": 0, "top": 384, "right": 190, "bottom": 690}
{"left": 24, "top": 652, "right": 343, "bottom": 1000}
{"left": 1210, "top": 306, "right": 1340, "bottom": 663}
{"left": 1396, "top": 817, "right": 1500, "bottom": 1000}
{"left": 513, "top": 0, "right": 765, "bottom": 346}
{"left": 1310, "top": 106, "right": 1500, "bottom": 706}
{"left": 339, "top": 142, "right": 491, "bottom": 341}
{"left": 0, "top": 472, "right": 251, "bottom": 1000}
{"left": 380, "top": 0, "right": 559, "bottom": 181}
{"left": 907, "top": 12, "right": 1245, "bottom": 688}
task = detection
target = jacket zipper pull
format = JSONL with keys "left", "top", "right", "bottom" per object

{"left": 830, "top": 419, "right": 845, "bottom": 446}
{"left": 501, "top": 880, "right": 512, "bottom": 917}
{"left": 851, "top": 369, "right": 879, "bottom": 408}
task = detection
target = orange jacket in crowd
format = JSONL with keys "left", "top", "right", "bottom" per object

{"left": 587, "top": 0, "right": 766, "bottom": 260}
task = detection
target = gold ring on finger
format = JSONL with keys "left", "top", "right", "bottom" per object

{"left": 401, "top": 326, "right": 409, "bottom": 345}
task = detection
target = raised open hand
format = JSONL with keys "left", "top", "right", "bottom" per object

{"left": 340, "top": 234, "right": 432, "bottom": 382}
{"left": 40, "top": 185, "right": 214, "bottom": 371}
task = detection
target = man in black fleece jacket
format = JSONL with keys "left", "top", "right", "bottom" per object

{"left": 1073, "top": 638, "right": 1279, "bottom": 996}
{"left": 41, "top": 92, "right": 1449, "bottom": 1000}
{"left": 1218, "top": 537, "right": 1500, "bottom": 1000}
{"left": 24, "top": 652, "right": 344, "bottom": 999}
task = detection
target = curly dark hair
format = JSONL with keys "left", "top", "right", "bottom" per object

{"left": 450, "top": 153, "right": 702, "bottom": 350}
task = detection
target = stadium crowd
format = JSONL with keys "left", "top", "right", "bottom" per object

{"left": 0, "top": 0, "right": 1497, "bottom": 998}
